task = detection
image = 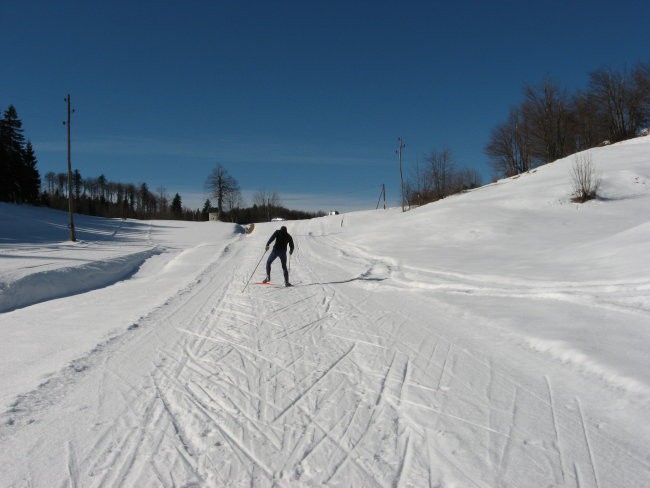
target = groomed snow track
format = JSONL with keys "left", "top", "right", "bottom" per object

{"left": 1, "top": 218, "right": 649, "bottom": 487}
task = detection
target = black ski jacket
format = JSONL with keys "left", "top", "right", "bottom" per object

{"left": 267, "top": 228, "right": 294, "bottom": 254}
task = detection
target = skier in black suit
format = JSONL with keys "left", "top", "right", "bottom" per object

{"left": 264, "top": 226, "right": 295, "bottom": 286}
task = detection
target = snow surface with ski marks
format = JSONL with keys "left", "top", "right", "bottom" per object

{"left": 1, "top": 137, "right": 649, "bottom": 487}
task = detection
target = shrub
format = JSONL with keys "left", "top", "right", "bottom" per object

{"left": 571, "top": 153, "right": 600, "bottom": 203}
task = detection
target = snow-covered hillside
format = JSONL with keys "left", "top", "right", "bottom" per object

{"left": 1, "top": 136, "right": 649, "bottom": 487}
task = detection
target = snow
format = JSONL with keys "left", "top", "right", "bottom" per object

{"left": 1, "top": 137, "right": 649, "bottom": 487}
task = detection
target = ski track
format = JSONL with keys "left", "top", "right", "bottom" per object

{"left": 0, "top": 219, "right": 649, "bottom": 487}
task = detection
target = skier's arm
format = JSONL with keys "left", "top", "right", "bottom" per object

{"left": 289, "top": 236, "right": 295, "bottom": 255}
{"left": 265, "top": 231, "right": 277, "bottom": 250}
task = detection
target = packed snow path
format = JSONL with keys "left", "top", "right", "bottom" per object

{"left": 1, "top": 217, "right": 648, "bottom": 487}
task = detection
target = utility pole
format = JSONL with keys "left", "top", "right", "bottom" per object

{"left": 376, "top": 184, "right": 387, "bottom": 210}
{"left": 397, "top": 137, "right": 405, "bottom": 212}
{"left": 64, "top": 94, "right": 76, "bottom": 242}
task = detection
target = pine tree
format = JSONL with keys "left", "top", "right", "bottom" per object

{"left": 1, "top": 106, "right": 26, "bottom": 152}
{"left": 171, "top": 193, "right": 183, "bottom": 218}
{"left": 0, "top": 105, "right": 26, "bottom": 202}
{"left": 0, "top": 106, "right": 41, "bottom": 203}
{"left": 73, "top": 169, "right": 82, "bottom": 201}
{"left": 201, "top": 199, "right": 211, "bottom": 221}
{"left": 21, "top": 141, "right": 41, "bottom": 203}
{"left": 0, "top": 120, "right": 7, "bottom": 201}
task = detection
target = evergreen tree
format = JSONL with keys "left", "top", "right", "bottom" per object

{"left": 21, "top": 141, "right": 41, "bottom": 203}
{"left": 0, "top": 106, "right": 26, "bottom": 152}
{"left": 0, "top": 105, "right": 26, "bottom": 202}
{"left": 201, "top": 199, "right": 211, "bottom": 221}
{"left": 0, "top": 120, "right": 8, "bottom": 201}
{"left": 139, "top": 182, "right": 150, "bottom": 216}
{"left": 73, "top": 169, "right": 82, "bottom": 201}
{"left": 171, "top": 193, "right": 183, "bottom": 218}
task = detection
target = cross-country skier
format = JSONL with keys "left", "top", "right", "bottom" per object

{"left": 263, "top": 225, "right": 295, "bottom": 287}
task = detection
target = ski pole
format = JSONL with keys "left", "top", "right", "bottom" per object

{"left": 241, "top": 248, "right": 267, "bottom": 293}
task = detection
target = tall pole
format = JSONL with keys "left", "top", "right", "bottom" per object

{"left": 65, "top": 94, "right": 76, "bottom": 242}
{"left": 397, "top": 137, "right": 405, "bottom": 212}
{"left": 376, "top": 184, "right": 386, "bottom": 210}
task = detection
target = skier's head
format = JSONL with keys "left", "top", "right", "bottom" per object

{"left": 281, "top": 226, "right": 287, "bottom": 233}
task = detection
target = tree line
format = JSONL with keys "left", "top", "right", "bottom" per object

{"left": 402, "top": 62, "right": 650, "bottom": 209}
{"left": 404, "top": 149, "right": 482, "bottom": 207}
{"left": 485, "top": 62, "right": 650, "bottom": 178}
{"left": 1, "top": 104, "right": 206, "bottom": 220}
{"left": 2, "top": 105, "right": 325, "bottom": 223}
{"left": 1, "top": 105, "right": 321, "bottom": 224}
{"left": 205, "top": 164, "right": 323, "bottom": 223}
{"left": 42, "top": 171, "right": 204, "bottom": 220}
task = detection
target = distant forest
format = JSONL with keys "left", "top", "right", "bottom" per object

{"left": 0, "top": 105, "right": 322, "bottom": 223}
{"left": 3, "top": 62, "right": 648, "bottom": 220}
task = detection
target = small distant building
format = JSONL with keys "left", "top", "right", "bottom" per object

{"left": 271, "top": 217, "right": 285, "bottom": 221}
{"left": 209, "top": 212, "right": 219, "bottom": 221}
{"left": 328, "top": 210, "right": 339, "bottom": 215}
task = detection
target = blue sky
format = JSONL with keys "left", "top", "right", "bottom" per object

{"left": 3, "top": 0, "right": 649, "bottom": 212}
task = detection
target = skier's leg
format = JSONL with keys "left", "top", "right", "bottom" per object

{"left": 279, "top": 251, "right": 289, "bottom": 284}
{"left": 265, "top": 250, "right": 277, "bottom": 281}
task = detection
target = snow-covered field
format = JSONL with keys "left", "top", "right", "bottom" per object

{"left": 1, "top": 137, "right": 649, "bottom": 487}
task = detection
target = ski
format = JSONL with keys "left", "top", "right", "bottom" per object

{"left": 253, "top": 282, "right": 294, "bottom": 288}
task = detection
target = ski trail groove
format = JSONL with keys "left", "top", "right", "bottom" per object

{"left": 577, "top": 396, "right": 601, "bottom": 488}
{"left": 272, "top": 345, "right": 355, "bottom": 423}
{"left": 545, "top": 375, "right": 567, "bottom": 485}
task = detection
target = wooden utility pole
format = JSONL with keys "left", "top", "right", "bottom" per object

{"left": 397, "top": 137, "right": 405, "bottom": 212}
{"left": 376, "top": 184, "right": 387, "bottom": 210}
{"left": 65, "top": 94, "right": 76, "bottom": 242}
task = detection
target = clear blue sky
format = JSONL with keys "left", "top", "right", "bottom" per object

{"left": 3, "top": 0, "right": 649, "bottom": 212}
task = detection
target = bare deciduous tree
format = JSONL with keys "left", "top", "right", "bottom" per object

{"left": 405, "top": 149, "right": 480, "bottom": 207}
{"left": 485, "top": 108, "right": 532, "bottom": 178}
{"left": 426, "top": 148, "right": 455, "bottom": 200}
{"left": 224, "top": 187, "right": 243, "bottom": 213}
{"left": 157, "top": 186, "right": 169, "bottom": 217}
{"left": 630, "top": 63, "right": 650, "bottom": 133}
{"left": 451, "top": 168, "right": 481, "bottom": 193}
{"left": 587, "top": 65, "right": 650, "bottom": 143}
{"left": 522, "top": 79, "right": 573, "bottom": 164}
{"left": 486, "top": 62, "right": 650, "bottom": 181}
{"left": 253, "top": 190, "right": 281, "bottom": 221}
{"left": 570, "top": 90, "right": 605, "bottom": 151}
{"left": 405, "top": 158, "right": 426, "bottom": 207}
{"left": 253, "top": 189, "right": 280, "bottom": 208}
{"left": 206, "top": 164, "right": 241, "bottom": 218}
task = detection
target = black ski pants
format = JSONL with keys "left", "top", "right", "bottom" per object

{"left": 266, "top": 249, "right": 289, "bottom": 283}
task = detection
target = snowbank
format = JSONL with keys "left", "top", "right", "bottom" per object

{"left": 0, "top": 247, "right": 161, "bottom": 312}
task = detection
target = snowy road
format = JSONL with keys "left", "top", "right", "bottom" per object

{"left": 2, "top": 215, "right": 648, "bottom": 487}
